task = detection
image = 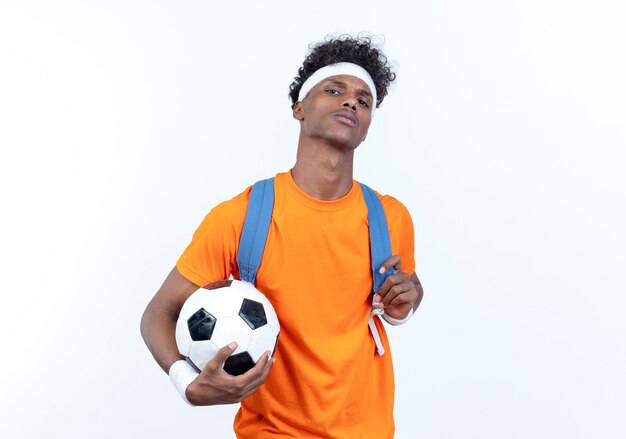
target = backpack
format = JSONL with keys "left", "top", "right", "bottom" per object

{"left": 236, "top": 177, "right": 393, "bottom": 355}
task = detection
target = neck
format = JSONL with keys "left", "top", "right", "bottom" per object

{"left": 291, "top": 138, "right": 355, "bottom": 201}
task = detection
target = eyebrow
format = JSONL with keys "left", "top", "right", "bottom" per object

{"left": 324, "top": 79, "right": 373, "bottom": 98}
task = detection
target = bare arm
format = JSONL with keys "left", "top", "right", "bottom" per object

{"left": 140, "top": 267, "right": 199, "bottom": 373}
{"left": 410, "top": 271, "right": 424, "bottom": 312}
{"left": 140, "top": 267, "right": 274, "bottom": 405}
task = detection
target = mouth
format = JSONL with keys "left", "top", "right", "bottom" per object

{"left": 334, "top": 111, "right": 357, "bottom": 127}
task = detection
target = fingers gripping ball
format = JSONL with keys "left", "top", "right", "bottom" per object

{"left": 175, "top": 280, "right": 280, "bottom": 375}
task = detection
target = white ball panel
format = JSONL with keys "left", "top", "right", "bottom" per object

{"left": 178, "top": 289, "right": 209, "bottom": 321}
{"left": 188, "top": 339, "right": 219, "bottom": 372}
{"left": 267, "top": 320, "right": 280, "bottom": 336}
{"left": 232, "top": 280, "right": 260, "bottom": 296}
{"left": 246, "top": 324, "right": 279, "bottom": 362}
{"left": 202, "top": 288, "right": 244, "bottom": 318}
{"left": 175, "top": 316, "right": 193, "bottom": 357}
{"left": 210, "top": 315, "right": 253, "bottom": 355}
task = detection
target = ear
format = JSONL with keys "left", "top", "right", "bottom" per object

{"left": 292, "top": 101, "right": 304, "bottom": 121}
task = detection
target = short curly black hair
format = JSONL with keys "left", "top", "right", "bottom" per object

{"left": 289, "top": 35, "right": 396, "bottom": 109}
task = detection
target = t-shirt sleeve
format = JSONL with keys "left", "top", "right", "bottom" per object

{"left": 176, "top": 188, "right": 251, "bottom": 286}
{"left": 382, "top": 195, "right": 416, "bottom": 276}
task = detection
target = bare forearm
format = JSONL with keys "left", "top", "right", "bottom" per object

{"left": 140, "top": 305, "right": 183, "bottom": 373}
{"left": 411, "top": 272, "right": 424, "bottom": 311}
{"left": 141, "top": 267, "right": 200, "bottom": 373}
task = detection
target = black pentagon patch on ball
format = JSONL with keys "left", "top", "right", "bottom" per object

{"left": 239, "top": 299, "right": 267, "bottom": 329}
{"left": 187, "top": 308, "right": 217, "bottom": 341}
{"left": 224, "top": 352, "right": 256, "bottom": 376}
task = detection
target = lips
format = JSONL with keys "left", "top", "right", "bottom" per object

{"left": 334, "top": 111, "right": 357, "bottom": 127}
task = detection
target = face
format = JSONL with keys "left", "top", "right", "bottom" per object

{"left": 293, "top": 74, "right": 374, "bottom": 150}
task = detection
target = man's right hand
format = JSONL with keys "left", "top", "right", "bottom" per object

{"left": 186, "top": 342, "right": 275, "bottom": 406}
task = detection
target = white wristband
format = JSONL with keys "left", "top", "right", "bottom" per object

{"left": 382, "top": 308, "right": 414, "bottom": 325}
{"left": 169, "top": 359, "right": 199, "bottom": 406}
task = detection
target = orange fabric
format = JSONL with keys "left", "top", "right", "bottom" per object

{"left": 177, "top": 171, "right": 415, "bottom": 439}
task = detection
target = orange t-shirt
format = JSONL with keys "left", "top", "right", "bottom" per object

{"left": 177, "top": 171, "right": 415, "bottom": 439}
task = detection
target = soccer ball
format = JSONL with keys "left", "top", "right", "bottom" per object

{"left": 175, "top": 279, "right": 280, "bottom": 376}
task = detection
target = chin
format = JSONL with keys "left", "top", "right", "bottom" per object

{"left": 328, "top": 134, "right": 362, "bottom": 150}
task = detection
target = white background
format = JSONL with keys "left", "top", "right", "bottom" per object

{"left": 1, "top": 1, "right": 625, "bottom": 438}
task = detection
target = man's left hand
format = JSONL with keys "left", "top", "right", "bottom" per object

{"left": 372, "top": 255, "right": 423, "bottom": 320}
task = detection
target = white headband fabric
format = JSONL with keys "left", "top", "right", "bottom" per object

{"left": 297, "top": 62, "right": 377, "bottom": 115}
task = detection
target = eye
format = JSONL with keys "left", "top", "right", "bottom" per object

{"left": 358, "top": 98, "right": 370, "bottom": 108}
{"left": 325, "top": 88, "right": 340, "bottom": 95}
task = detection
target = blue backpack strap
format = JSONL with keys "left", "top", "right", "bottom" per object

{"left": 359, "top": 182, "right": 394, "bottom": 292}
{"left": 238, "top": 178, "right": 392, "bottom": 292}
{"left": 237, "top": 178, "right": 275, "bottom": 284}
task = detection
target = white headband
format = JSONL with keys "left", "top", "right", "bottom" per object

{"left": 297, "top": 62, "right": 378, "bottom": 115}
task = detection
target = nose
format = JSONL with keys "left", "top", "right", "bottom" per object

{"left": 342, "top": 97, "right": 357, "bottom": 112}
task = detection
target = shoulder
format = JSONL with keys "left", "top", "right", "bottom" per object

{"left": 192, "top": 185, "right": 252, "bottom": 238}
{"left": 210, "top": 185, "right": 252, "bottom": 217}
{"left": 363, "top": 185, "right": 414, "bottom": 235}
{"left": 380, "top": 193, "right": 413, "bottom": 227}
{"left": 363, "top": 184, "right": 412, "bottom": 220}
{"left": 379, "top": 193, "right": 409, "bottom": 214}
{"left": 210, "top": 172, "right": 285, "bottom": 214}
{"left": 366, "top": 186, "right": 416, "bottom": 267}
{"left": 204, "top": 172, "right": 285, "bottom": 225}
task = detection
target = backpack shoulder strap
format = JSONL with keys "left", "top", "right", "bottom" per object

{"left": 237, "top": 178, "right": 275, "bottom": 284}
{"left": 360, "top": 182, "right": 394, "bottom": 356}
{"left": 238, "top": 178, "right": 393, "bottom": 292}
{"left": 358, "top": 182, "right": 394, "bottom": 292}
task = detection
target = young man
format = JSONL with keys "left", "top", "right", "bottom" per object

{"left": 141, "top": 35, "right": 423, "bottom": 438}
